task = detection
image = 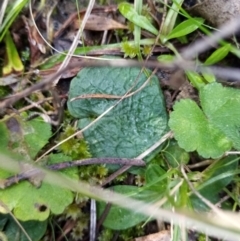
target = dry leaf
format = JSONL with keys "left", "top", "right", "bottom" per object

{"left": 54, "top": 5, "right": 121, "bottom": 39}
{"left": 22, "top": 16, "right": 46, "bottom": 65}
{"left": 73, "top": 14, "right": 127, "bottom": 31}
{"left": 134, "top": 230, "right": 171, "bottom": 241}
{"left": 38, "top": 57, "right": 84, "bottom": 79}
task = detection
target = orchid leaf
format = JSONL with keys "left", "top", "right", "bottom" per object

{"left": 68, "top": 66, "right": 168, "bottom": 162}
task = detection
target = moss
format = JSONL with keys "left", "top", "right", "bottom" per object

{"left": 58, "top": 124, "right": 91, "bottom": 160}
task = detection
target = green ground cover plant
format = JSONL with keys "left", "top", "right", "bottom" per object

{"left": 1, "top": 0, "right": 240, "bottom": 240}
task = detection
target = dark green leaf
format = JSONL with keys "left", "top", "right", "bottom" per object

{"left": 68, "top": 66, "right": 168, "bottom": 161}
{"left": 3, "top": 214, "right": 47, "bottom": 241}
{"left": 191, "top": 156, "right": 238, "bottom": 211}
{"left": 164, "top": 141, "right": 190, "bottom": 168}
{"left": 197, "top": 156, "right": 238, "bottom": 194}
{"left": 145, "top": 164, "right": 168, "bottom": 192}
{"left": 98, "top": 185, "right": 155, "bottom": 230}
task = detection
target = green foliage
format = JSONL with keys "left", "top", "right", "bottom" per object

{"left": 184, "top": 43, "right": 231, "bottom": 88}
{"left": 0, "top": 86, "right": 10, "bottom": 97}
{"left": 0, "top": 121, "right": 9, "bottom": 151}
{"left": 0, "top": 116, "right": 78, "bottom": 221}
{"left": 157, "top": 54, "right": 175, "bottom": 62}
{"left": 169, "top": 82, "right": 240, "bottom": 158}
{"left": 98, "top": 164, "right": 169, "bottom": 230}
{"left": 64, "top": 203, "right": 85, "bottom": 221}
{"left": 98, "top": 185, "right": 149, "bottom": 230}
{"left": 1, "top": 1, "right": 238, "bottom": 239}
{"left": 202, "top": 71, "right": 216, "bottom": 84}
{"left": 57, "top": 123, "right": 108, "bottom": 183}
{"left": 0, "top": 214, "right": 47, "bottom": 241}
{"left": 0, "top": 0, "right": 29, "bottom": 41}
{"left": 78, "top": 164, "right": 109, "bottom": 183}
{"left": 63, "top": 203, "right": 89, "bottom": 241}
{"left": 3, "top": 30, "right": 24, "bottom": 75}
{"left": 160, "top": 0, "right": 184, "bottom": 36}
{"left": 145, "top": 164, "right": 168, "bottom": 192}
{"left": 121, "top": 41, "right": 139, "bottom": 58}
{"left": 119, "top": 223, "right": 144, "bottom": 240}
{"left": 121, "top": 42, "right": 153, "bottom": 58}
{"left": 23, "top": 117, "right": 52, "bottom": 159}
{"left": 39, "top": 39, "right": 156, "bottom": 70}
{"left": 98, "top": 229, "right": 114, "bottom": 241}
{"left": 99, "top": 224, "right": 144, "bottom": 241}
{"left": 191, "top": 156, "right": 238, "bottom": 211}
{"left": 0, "top": 115, "right": 51, "bottom": 159}
{"left": 118, "top": 2, "right": 158, "bottom": 35}
{"left": 154, "top": 10, "right": 229, "bottom": 90}
{"left": 71, "top": 221, "right": 88, "bottom": 240}
{"left": 141, "top": 4, "right": 153, "bottom": 23}
{"left": 141, "top": 45, "right": 152, "bottom": 56}
{"left": 163, "top": 17, "right": 204, "bottom": 43}
{"left": 204, "top": 44, "right": 231, "bottom": 65}
{"left": 185, "top": 71, "right": 208, "bottom": 89}
{"left": 169, "top": 99, "right": 231, "bottom": 158}
{"left": 67, "top": 66, "right": 168, "bottom": 162}
{"left": 58, "top": 124, "right": 91, "bottom": 160}
{"left": 0, "top": 153, "right": 76, "bottom": 221}
{"left": 163, "top": 141, "right": 190, "bottom": 168}
{"left": 196, "top": 156, "right": 238, "bottom": 195}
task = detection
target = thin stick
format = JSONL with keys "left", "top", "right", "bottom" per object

{"left": 187, "top": 159, "right": 214, "bottom": 169}
{"left": 90, "top": 199, "right": 96, "bottom": 241}
{"left": 53, "top": 0, "right": 96, "bottom": 85}
{"left": 3, "top": 57, "right": 240, "bottom": 110}
{"left": 0, "top": 69, "right": 66, "bottom": 109}
{"left": 0, "top": 158, "right": 145, "bottom": 188}
{"left": 180, "top": 16, "right": 240, "bottom": 60}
